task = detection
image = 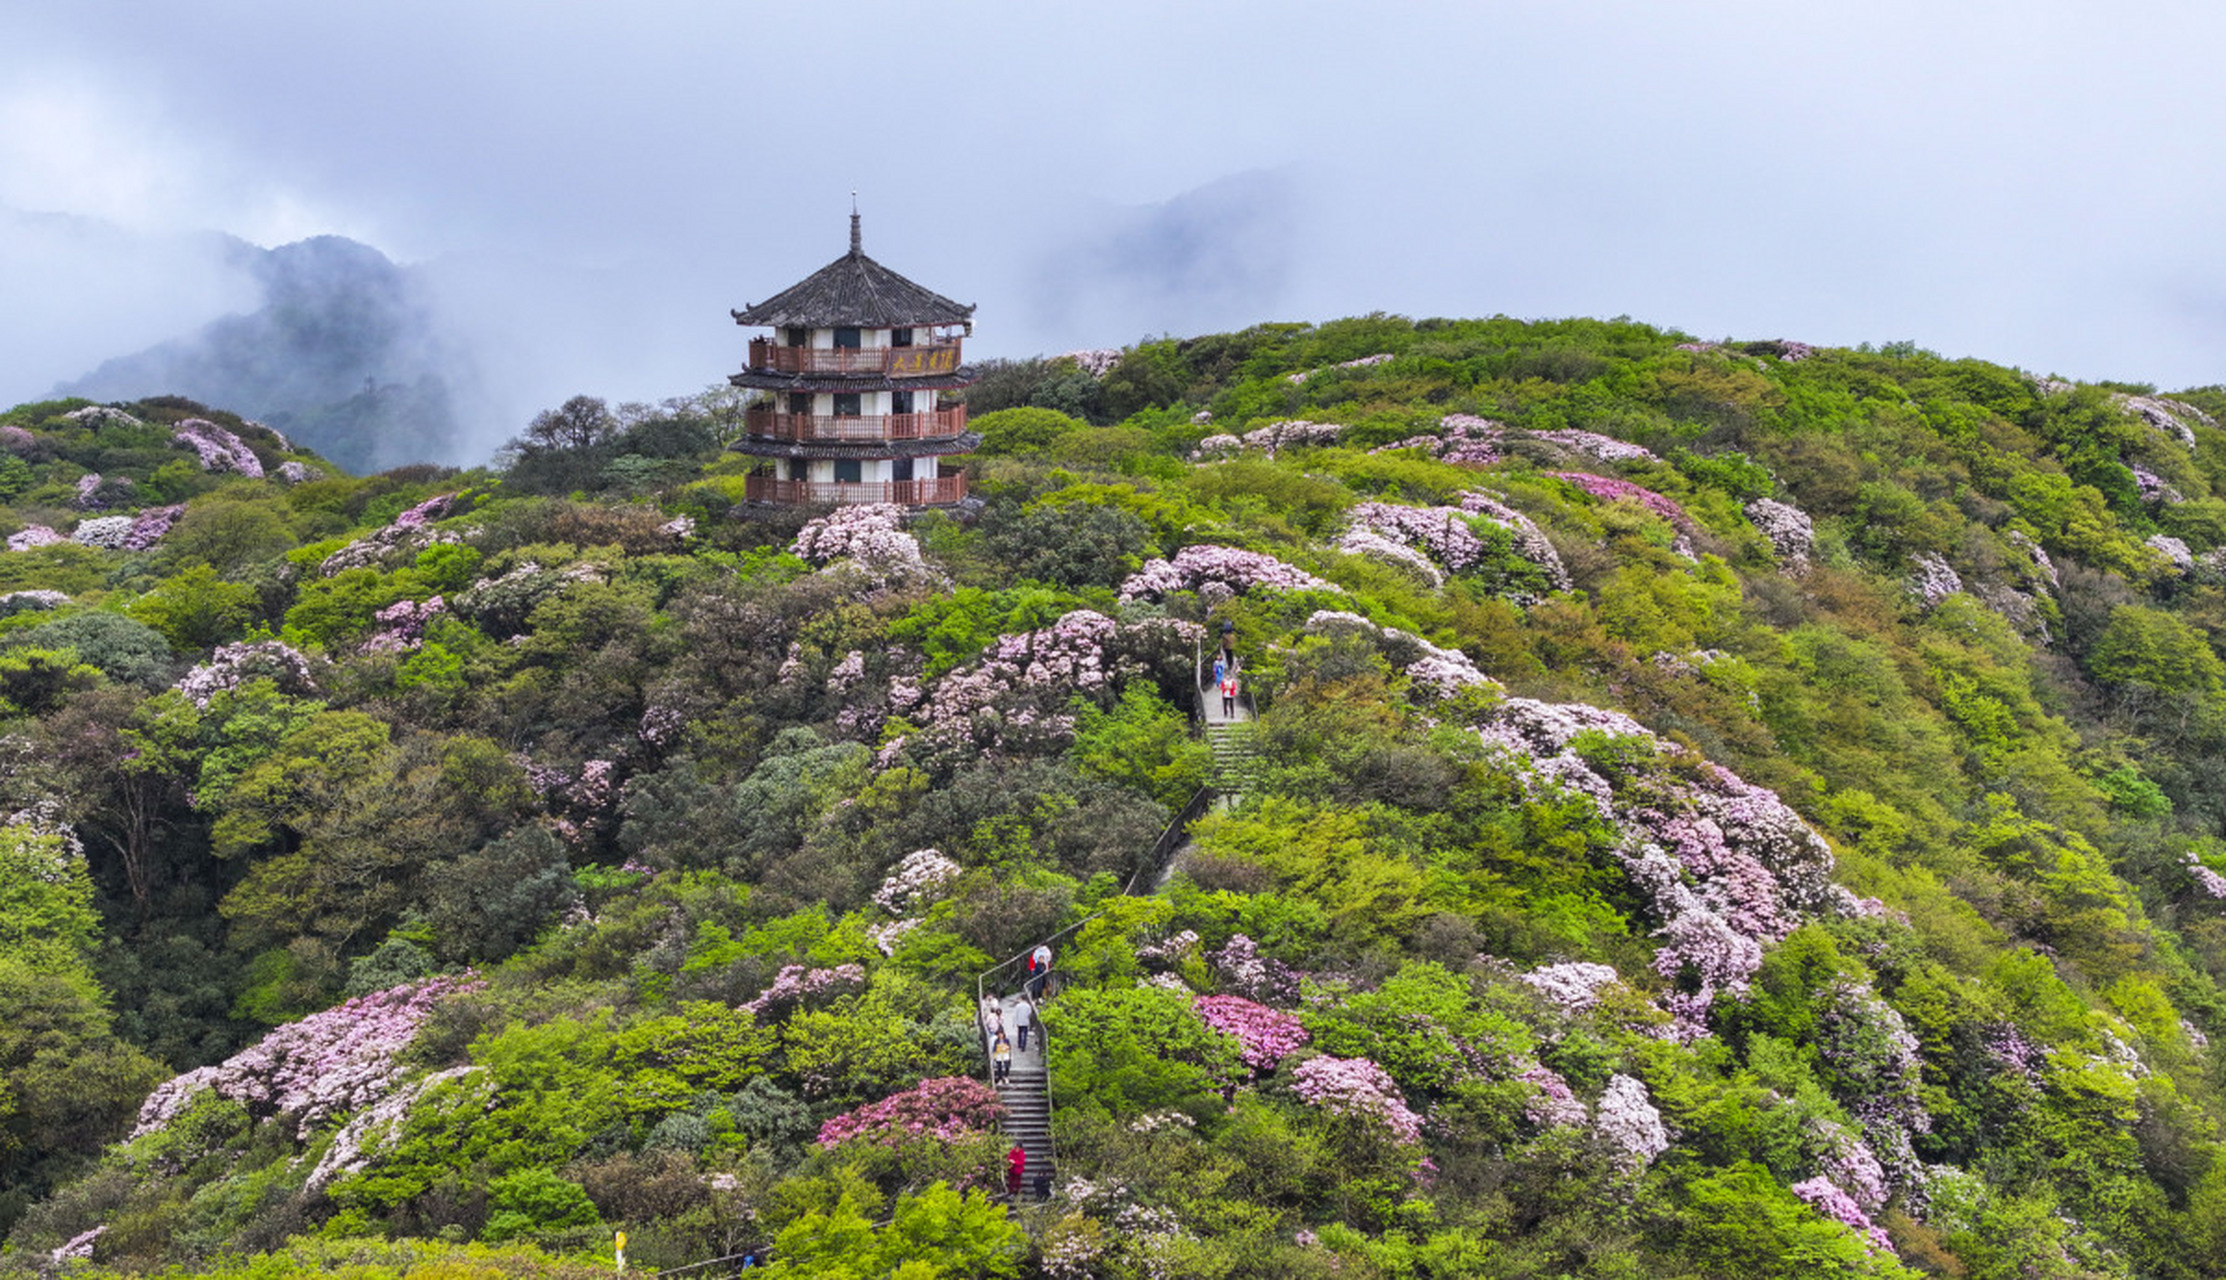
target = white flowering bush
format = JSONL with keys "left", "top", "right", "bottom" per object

{"left": 2115, "top": 392, "right": 2208, "bottom": 446}
{"left": 1470, "top": 696, "right": 1851, "bottom": 1039}
{"left": 0, "top": 589, "right": 70, "bottom": 617}
{"left": 1745, "top": 498, "right": 1813, "bottom": 568}
{"left": 1458, "top": 492, "right": 1571, "bottom": 595}
{"left": 64, "top": 405, "right": 143, "bottom": 430}
{"left": 8, "top": 525, "right": 64, "bottom": 551}
{"left": 1907, "top": 553, "right": 1963, "bottom": 606}
{"left": 131, "top": 974, "right": 483, "bottom": 1143}
{"left": 793, "top": 503, "right": 916, "bottom": 566}
{"left": 1188, "top": 419, "right": 1347, "bottom": 461}
{"left": 2148, "top": 534, "right": 2194, "bottom": 573}
{"left": 1303, "top": 610, "right": 1502, "bottom": 703}
{"left": 174, "top": 640, "right": 319, "bottom": 707}
{"left": 1791, "top": 1176, "right": 1896, "bottom": 1255}
{"left": 1288, "top": 353, "right": 1393, "bottom": 383}
{"left": 791, "top": 503, "right": 943, "bottom": 590}
{"left": 70, "top": 516, "right": 135, "bottom": 549}
{"left": 1520, "top": 962, "right": 1621, "bottom": 1014}
{"left": 1118, "top": 545, "right": 1337, "bottom": 603}
{"left": 1528, "top": 428, "right": 1658, "bottom": 462}
{"left": 1335, "top": 528, "right": 1444, "bottom": 586}
{"left": 873, "top": 848, "right": 963, "bottom": 915}
{"left": 1063, "top": 348, "right": 1123, "bottom": 378}
{"left": 1291, "top": 1055, "right": 1424, "bottom": 1144}
{"left": 901, "top": 609, "right": 1150, "bottom": 759}
{"left": 1592, "top": 1073, "right": 1669, "bottom": 1167}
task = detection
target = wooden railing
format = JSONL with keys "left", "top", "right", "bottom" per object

{"left": 744, "top": 405, "right": 968, "bottom": 443}
{"left": 744, "top": 474, "right": 968, "bottom": 506}
{"left": 746, "top": 338, "right": 964, "bottom": 377}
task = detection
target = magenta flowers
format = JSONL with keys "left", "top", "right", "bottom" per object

{"left": 1791, "top": 1176, "right": 1896, "bottom": 1255}
{"left": 813, "top": 1075, "right": 1006, "bottom": 1149}
{"left": 1195, "top": 995, "right": 1309, "bottom": 1072}
{"left": 1547, "top": 472, "right": 1693, "bottom": 532}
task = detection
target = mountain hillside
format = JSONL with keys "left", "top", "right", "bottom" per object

{"left": 3, "top": 315, "right": 2226, "bottom": 1278}
{"left": 56, "top": 237, "right": 466, "bottom": 475}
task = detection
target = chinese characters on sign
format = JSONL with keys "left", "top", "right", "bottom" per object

{"left": 885, "top": 345, "right": 960, "bottom": 375}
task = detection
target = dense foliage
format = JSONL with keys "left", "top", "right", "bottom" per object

{"left": 5, "top": 316, "right": 2226, "bottom": 1277}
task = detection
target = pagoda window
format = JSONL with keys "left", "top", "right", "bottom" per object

{"left": 833, "top": 458, "right": 862, "bottom": 484}
{"left": 787, "top": 458, "right": 807, "bottom": 481}
{"left": 788, "top": 392, "right": 811, "bottom": 415}
{"left": 891, "top": 390, "right": 914, "bottom": 415}
{"left": 834, "top": 327, "right": 861, "bottom": 349}
{"left": 784, "top": 327, "right": 807, "bottom": 348}
{"left": 834, "top": 393, "right": 862, "bottom": 417}
{"left": 892, "top": 456, "right": 915, "bottom": 482}
{"left": 892, "top": 327, "right": 915, "bottom": 348}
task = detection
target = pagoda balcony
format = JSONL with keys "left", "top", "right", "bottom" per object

{"left": 744, "top": 405, "right": 968, "bottom": 443}
{"left": 745, "top": 474, "right": 970, "bottom": 506}
{"left": 747, "top": 337, "right": 964, "bottom": 377}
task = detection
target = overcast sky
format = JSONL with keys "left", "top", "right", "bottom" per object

{"left": 6, "top": 0, "right": 2225, "bottom": 455}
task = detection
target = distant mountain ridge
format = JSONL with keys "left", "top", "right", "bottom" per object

{"left": 56, "top": 235, "right": 466, "bottom": 474}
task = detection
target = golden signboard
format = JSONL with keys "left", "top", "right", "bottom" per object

{"left": 885, "top": 346, "right": 960, "bottom": 376}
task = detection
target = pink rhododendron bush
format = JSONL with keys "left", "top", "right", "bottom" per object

{"left": 132, "top": 975, "right": 483, "bottom": 1142}
{"left": 171, "top": 418, "right": 264, "bottom": 477}
{"left": 1472, "top": 696, "right": 1846, "bottom": 1036}
{"left": 1548, "top": 471, "right": 1694, "bottom": 532}
{"left": 815, "top": 1076, "right": 1005, "bottom": 1149}
{"left": 1193, "top": 995, "right": 1309, "bottom": 1071}
{"left": 1290, "top": 1055, "right": 1425, "bottom": 1145}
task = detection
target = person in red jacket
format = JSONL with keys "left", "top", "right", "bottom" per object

{"left": 1006, "top": 1143, "right": 1027, "bottom": 1196}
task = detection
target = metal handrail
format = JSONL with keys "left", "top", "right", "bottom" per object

{"left": 1127, "top": 785, "right": 1212, "bottom": 896}
{"left": 964, "top": 647, "right": 1238, "bottom": 1202}
{"left": 655, "top": 1247, "right": 770, "bottom": 1277}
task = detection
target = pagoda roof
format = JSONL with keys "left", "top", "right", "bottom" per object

{"left": 733, "top": 214, "right": 974, "bottom": 329}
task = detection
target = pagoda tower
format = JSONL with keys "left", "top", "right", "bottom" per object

{"left": 728, "top": 212, "right": 979, "bottom": 507}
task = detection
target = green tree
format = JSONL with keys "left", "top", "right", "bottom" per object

{"left": 2088, "top": 604, "right": 2226, "bottom": 735}
{"left": 763, "top": 1184, "right": 1023, "bottom": 1279}
{"left": 128, "top": 563, "right": 262, "bottom": 650}
{"left": 1071, "top": 684, "right": 1211, "bottom": 808}
{"left": 1040, "top": 984, "right": 1240, "bottom": 1117}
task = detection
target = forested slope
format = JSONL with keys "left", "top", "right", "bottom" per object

{"left": 3, "top": 315, "right": 2226, "bottom": 1277}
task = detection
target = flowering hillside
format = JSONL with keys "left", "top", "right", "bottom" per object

{"left": 4, "top": 320, "right": 2226, "bottom": 1277}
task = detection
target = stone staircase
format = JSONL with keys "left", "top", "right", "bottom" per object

{"left": 967, "top": 658, "right": 1250, "bottom": 1203}
{"left": 1206, "top": 718, "right": 1262, "bottom": 797}
{"left": 995, "top": 1060, "right": 1054, "bottom": 1198}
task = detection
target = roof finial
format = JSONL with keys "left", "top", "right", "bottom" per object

{"left": 849, "top": 192, "right": 861, "bottom": 256}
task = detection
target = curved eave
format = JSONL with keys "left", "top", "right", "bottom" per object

{"left": 729, "top": 366, "right": 980, "bottom": 394}
{"left": 731, "top": 249, "right": 976, "bottom": 329}
{"left": 726, "top": 432, "right": 981, "bottom": 462}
